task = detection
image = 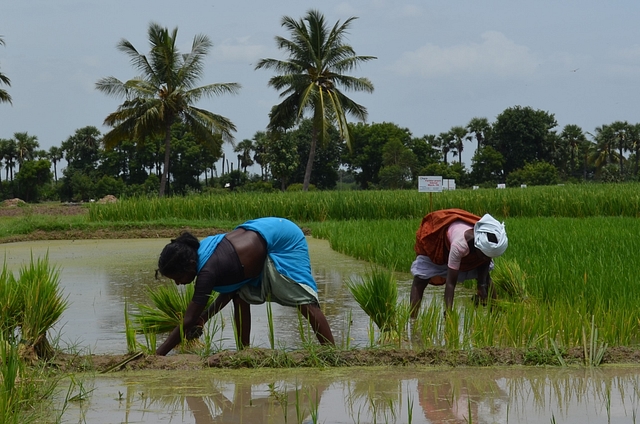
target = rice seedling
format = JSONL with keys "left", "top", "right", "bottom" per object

{"left": 123, "top": 302, "right": 138, "bottom": 353}
{"left": 342, "top": 309, "right": 353, "bottom": 350}
{"left": 0, "top": 263, "right": 20, "bottom": 342}
{"left": 131, "top": 283, "right": 216, "bottom": 353}
{"left": 0, "top": 338, "right": 22, "bottom": 423}
{"left": 0, "top": 336, "right": 61, "bottom": 424}
{"left": 582, "top": 315, "right": 607, "bottom": 367}
{"left": 346, "top": 267, "right": 400, "bottom": 345}
{"left": 17, "top": 253, "right": 68, "bottom": 360}
{"left": 443, "top": 307, "right": 461, "bottom": 350}
{"left": 308, "top": 386, "right": 320, "bottom": 424}
{"left": 266, "top": 297, "right": 275, "bottom": 349}
{"left": 414, "top": 298, "right": 445, "bottom": 349}
{"left": 491, "top": 258, "right": 528, "bottom": 301}
{"left": 88, "top": 183, "right": 640, "bottom": 223}
{"left": 199, "top": 314, "right": 225, "bottom": 357}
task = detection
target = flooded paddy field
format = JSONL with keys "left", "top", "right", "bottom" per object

{"left": 58, "top": 366, "right": 640, "bottom": 423}
{"left": 1, "top": 237, "right": 405, "bottom": 352}
{"left": 4, "top": 237, "right": 640, "bottom": 423}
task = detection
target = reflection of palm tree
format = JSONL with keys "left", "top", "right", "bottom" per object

{"left": 255, "top": 9, "right": 375, "bottom": 191}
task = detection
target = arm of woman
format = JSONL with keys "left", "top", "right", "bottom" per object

{"left": 475, "top": 262, "right": 493, "bottom": 303}
{"left": 156, "top": 301, "right": 206, "bottom": 356}
{"left": 201, "top": 292, "right": 234, "bottom": 323}
{"left": 444, "top": 268, "right": 460, "bottom": 311}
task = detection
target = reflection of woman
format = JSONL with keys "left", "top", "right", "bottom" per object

{"left": 417, "top": 373, "right": 508, "bottom": 424}
{"left": 155, "top": 217, "right": 334, "bottom": 355}
{"left": 185, "top": 381, "right": 328, "bottom": 423}
{"left": 410, "top": 208, "right": 508, "bottom": 317}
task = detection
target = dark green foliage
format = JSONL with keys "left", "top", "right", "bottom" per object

{"left": 489, "top": 106, "right": 558, "bottom": 175}
{"left": 506, "top": 161, "right": 559, "bottom": 186}
{"left": 346, "top": 122, "right": 414, "bottom": 189}
{"left": 15, "top": 159, "right": 52, "bottom": 202}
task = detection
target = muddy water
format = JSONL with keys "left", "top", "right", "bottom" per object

{"left": 57, "top": 366, "right": 640, "bottom": 423}
{"left": 7, "top": 239, "right": 640, "bottom": 423}
{"left": 0, "top": 237, "right": 414, "bottom": 353}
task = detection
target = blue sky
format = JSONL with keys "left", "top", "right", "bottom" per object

{"left": 1, "top": 0, "right": 639, "bottom": 168}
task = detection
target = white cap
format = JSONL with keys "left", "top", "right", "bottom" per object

{"left": 474, "top": 214, "right": 508, "bottom": 258}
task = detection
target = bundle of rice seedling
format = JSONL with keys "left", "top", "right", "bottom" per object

{"left": 18, "top": 255, "right": 68, "bottom": 360}
{"left": 0, "top": 265, "right": 20, "bottom": 341}
{"left": 132, "top": 283, "right": 217, "bottom": 352}
{"left": 346, "top": 267, "right": 399, "bottom": 339}
{"left": 491, "top": 258, "right": 529, "bottom": 302}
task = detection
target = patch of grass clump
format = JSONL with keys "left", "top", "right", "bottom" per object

{"left": 0, "top": 254, "right": 68, "bottom": 360}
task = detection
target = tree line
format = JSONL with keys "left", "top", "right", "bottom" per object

{"left": 1, "top": 14, "right": 639, "bottom": 203}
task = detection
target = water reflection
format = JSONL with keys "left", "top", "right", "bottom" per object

{"left": 58, "top": 366, "right": 640, "bottom": 424}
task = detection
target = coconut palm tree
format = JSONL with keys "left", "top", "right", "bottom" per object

{"left": 610, "top": 120, "right": 630, "bottom": 175}
{"left": 13, "top": 132, "right": 39, "bottom": 168}
{"left": 0, "top": 35, "right": 11, "bottom": 105}
{"left": 466, "top": 117, "right": 491, "bottom": 153}
{"left": 234, "top": 138, "right": 255, "bottom": 173}
{"left": 560, "top": 124, "right": 587, "bottom": 177}
{"left": 255, "top": 9, "right": 376, "bottom": 191}
{"left": 449, "top": 126, "right": 468, "bottom": 166}
{"left": 629, "top": 123, "right": 640, "bottom": 177}
{"left": 589, "top": 125, "right": 620, "bottom": 172}
{"left": 252, "top": 131, "right": 269, "bottom": 180}
{"left": 0, "top": 138, "right": 17, "bottom": 181}
{"left": 96, "top": 22, "right": 240, "bottom": 197}
{"left": 436, "top": 131, "right": 454, "bottom": 165}
{"left": 47, "top": 146, "right": 64, "bottom": 182}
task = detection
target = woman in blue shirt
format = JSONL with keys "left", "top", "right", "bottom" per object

{"left": 155, "top": 217, "right": 335, "bottom": 355}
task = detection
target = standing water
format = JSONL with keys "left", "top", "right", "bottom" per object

{"left": 4, "top": 238, "right": 640, "bottom": 423}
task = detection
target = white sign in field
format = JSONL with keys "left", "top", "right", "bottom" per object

{"left": 418, "top": 175, "right": 443, "bottom": 193}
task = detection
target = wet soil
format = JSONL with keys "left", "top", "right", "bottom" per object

{"left": 7, "top": 203, "right": 640, "bottom": 371}
{"left": 51, "top": 346, "right": 640, "bottom": 373}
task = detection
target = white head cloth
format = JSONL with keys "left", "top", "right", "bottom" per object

{"left": 474, "top": 214, "right": 508, "bottom": 258}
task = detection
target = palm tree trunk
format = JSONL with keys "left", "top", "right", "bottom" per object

{"left": 303, "top": 129, "right": 318, "bottom": 191}
{"left": 159, "top": 124, "right": 172, "bottom": 197}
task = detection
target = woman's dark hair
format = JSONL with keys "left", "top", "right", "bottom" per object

{"left": 156, "top": 232, "right": 200, "bottom": 278}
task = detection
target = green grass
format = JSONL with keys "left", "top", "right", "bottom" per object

{"left": 87, "top": 183, "right": 640, "bottom": 223}
{"left": 5, "top": 184, "right": 640, "bottom": 363}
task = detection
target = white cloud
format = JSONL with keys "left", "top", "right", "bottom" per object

{"left": 398, "top": 4, "right": 423, "bottom": 17}
{"left": 213, "top": 38, "right": 267, "bottom": 63}
{"left": 390, "top": 31, "right": 538, "bottom": 78}
{"left": 334, "top": 2, "right": 359, "bottom": 16}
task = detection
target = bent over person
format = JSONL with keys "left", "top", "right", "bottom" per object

{"left": 155, "top": 217, "right": 335, "bottom": 355}
{"left": 410, "top": 208, "right": 508, "bottom": 317}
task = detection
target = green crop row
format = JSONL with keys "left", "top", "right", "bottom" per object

{"left": 89, "top": 183, "right": 640, "bottom": 222}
